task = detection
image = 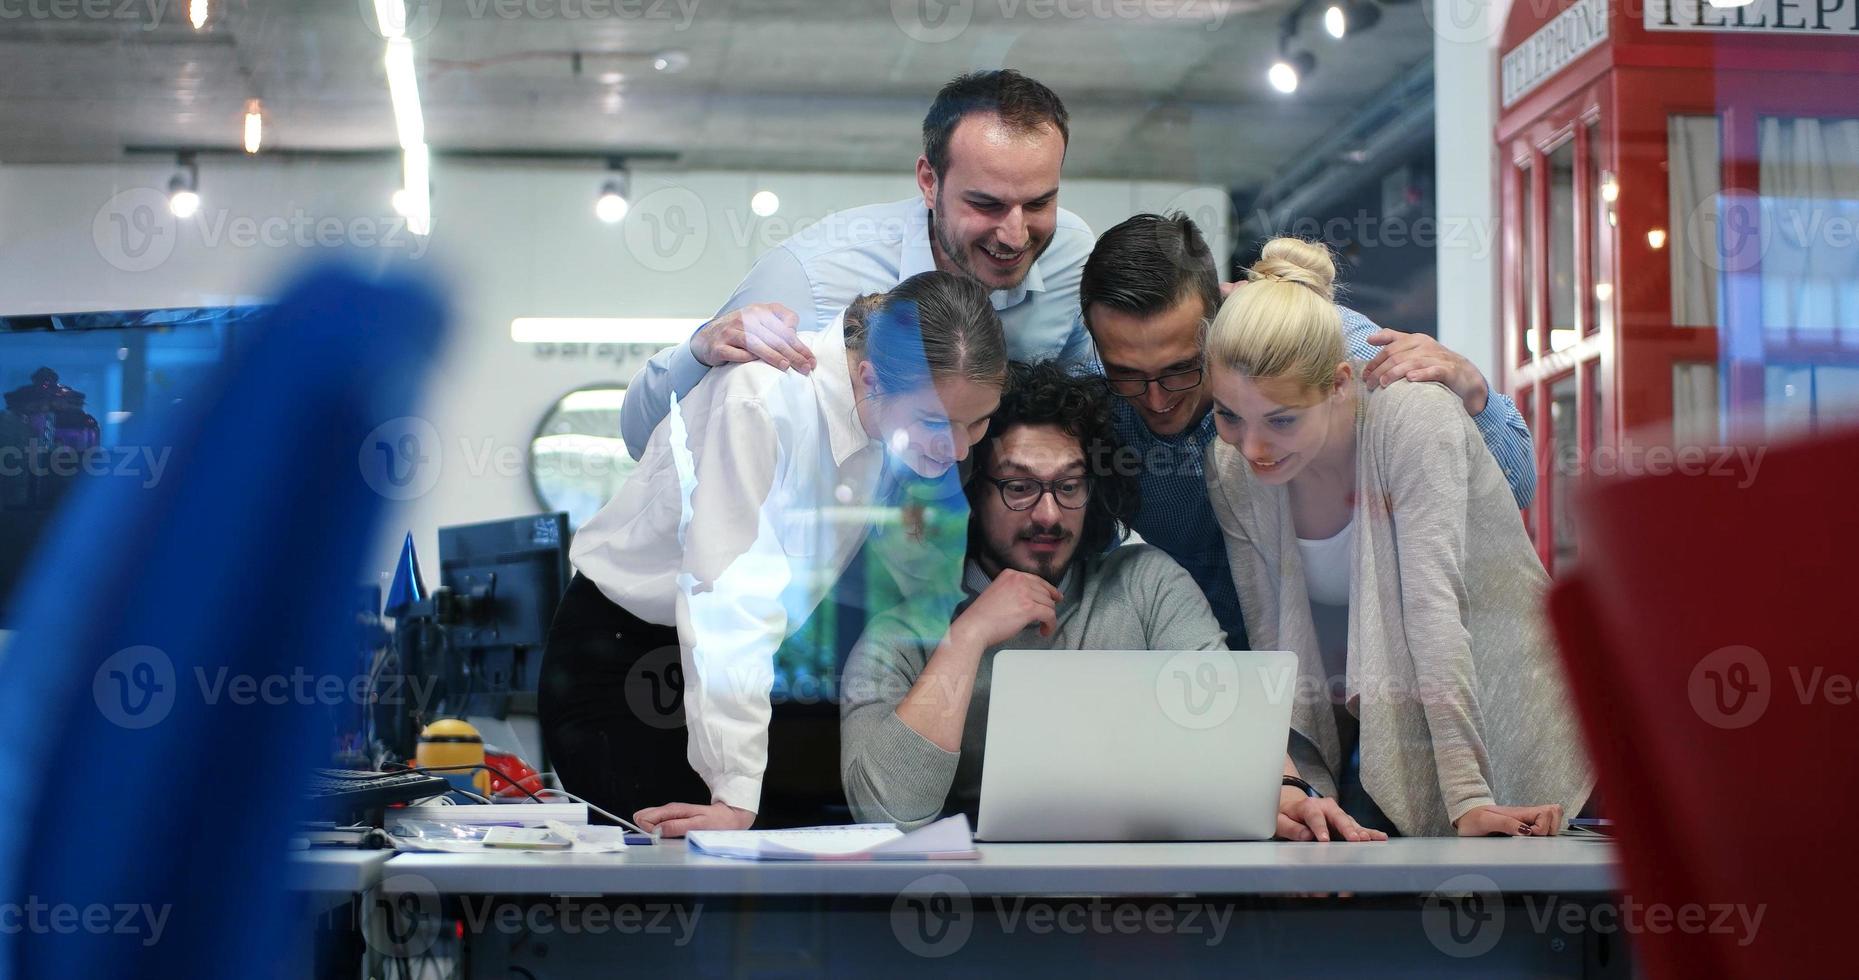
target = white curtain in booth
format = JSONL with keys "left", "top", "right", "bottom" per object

{"left": 1760, "top": 117, "right": 1859, "bottom": 341}
{"left": 1668, "top": 116, "right": 1722, "bottom": 329}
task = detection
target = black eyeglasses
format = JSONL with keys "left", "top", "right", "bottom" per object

{"left": 985, "top": 476, "right": 1089, "bottom": 512}
{"left": 1101, "top": 368, "right": 1204, "bottom": 398}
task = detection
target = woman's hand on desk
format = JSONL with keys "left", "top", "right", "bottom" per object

{"left": 634, "top": 801, "right": 756, "bottom": 838}
{"left": 1454, "top": 803, "right": 1565, "bottom": 837}
{"left": 1276, "top": 795, "right": 1388, "bottom": 842}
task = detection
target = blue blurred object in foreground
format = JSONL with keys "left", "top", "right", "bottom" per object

{"left": 0, "top": 262, "right": 447, "bottom": 978}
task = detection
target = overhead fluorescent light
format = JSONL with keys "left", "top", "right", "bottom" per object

{"left": 384, "top": 38, "right": 424, "bottom": 150}
{"left": 401, "top": 143, "right": 431, "bottom": 237}
{"left": 373, "top": 0, "right": 407, "bottom": 38}
{"left": 510, "top": 317, "right": 706, "bottom": 344}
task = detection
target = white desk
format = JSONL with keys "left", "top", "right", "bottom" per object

{"left": 383, "top": 836, "right": 1617, "bottom": 896}
{"left": 342, "top": 839, "right": 1627, "bottom": 978}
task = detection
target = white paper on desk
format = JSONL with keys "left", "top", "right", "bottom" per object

{"left": 686, "top": 815, "right": 979, "bottom": 861}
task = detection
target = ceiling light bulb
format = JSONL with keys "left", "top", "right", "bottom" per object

{"left": 169, "top": 189, "right": 201, "bottom": 218}
{"left": 1647, "top": 228, "right": 1667, "bottom": 250}
{"left": 596, "top": 184, "right": 629, "bottom": 223}
{"left": 243, "top": 99, "right": 263, "bottom": 154}
{"left": 1324, "top": 5, "right": 1347, "bottom": 38}
{"left": 1268, "top": 60, "right": 1299, "bottom": 94}
{"left": 190, "top": 0, "right": 207, "bottom": 29}
{"left": 751, "top": 190, "right": 779, "bottom": 217}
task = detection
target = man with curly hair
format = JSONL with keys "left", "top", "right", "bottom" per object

{"left": 837, "top": 362, "right": 1385, "bottom": 844}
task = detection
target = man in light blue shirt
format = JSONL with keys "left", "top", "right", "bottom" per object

{"left": 620, "top": 69, "right": 1095, "bottom": 457}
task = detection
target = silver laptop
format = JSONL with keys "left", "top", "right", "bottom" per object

{"left": 976, "top": 649, "right": 1297, "bottom": 842}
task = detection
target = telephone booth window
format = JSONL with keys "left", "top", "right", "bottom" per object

{"left": 1673, "top": 362, "right": 1720, "bottom": 446}
{"left": 1588, "top": 121, "right": 1613, "bottom": 339}
{"left": 1668, "top": 115, "right": 1722, "bottom": 329}
{"left": 1757, "top": 117, "right": 1859, "bottom": 338}
{"left": 1549, "top": 139, "right": 1580, "bottom": 352}
{"left": 1549, "top": 373, "right": 1580, "bottom": 572}
{"left": 1519, "top": 162, "right": 1539, "bottom": 363}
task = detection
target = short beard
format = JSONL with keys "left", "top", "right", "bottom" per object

{"left": 930, "top": 186, "right": 1044, "bottom": 291}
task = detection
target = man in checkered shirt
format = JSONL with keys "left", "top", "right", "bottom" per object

{"left": 1079, "top": 213, "right": 1536, "bottom": 650}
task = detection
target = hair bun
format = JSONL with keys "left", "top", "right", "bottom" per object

{"left": 1247, "top": 238, "right": 1337, "bottom": 302}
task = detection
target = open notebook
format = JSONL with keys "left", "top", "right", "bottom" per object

{"left": 686, "top": 814, "right": 979, "bottom": 861}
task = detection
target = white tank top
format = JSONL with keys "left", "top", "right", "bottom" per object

{"left": 1296, "top": 515, "right": 1356, "bottom": 607}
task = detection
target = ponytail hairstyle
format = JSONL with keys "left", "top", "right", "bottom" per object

{"left": 844, "top": 270, "right": 1008, "bottom": 395}
{"left": 1205, "top": 237, "right": 1346, "bottom": 394}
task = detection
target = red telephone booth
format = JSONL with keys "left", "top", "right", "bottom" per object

{"left": 1496, "top": 0, "right": 1859, "bottom": 572}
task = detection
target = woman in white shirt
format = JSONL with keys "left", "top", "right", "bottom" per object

{"left": 1203, "top": 238, "right": 1593, "bottom": 837}
{"left": 540, "top": 271, "right": 1007, "bottom": 837}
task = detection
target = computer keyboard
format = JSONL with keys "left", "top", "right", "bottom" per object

{"left": 305, "top": 768, "right": 454, "bottom": 820}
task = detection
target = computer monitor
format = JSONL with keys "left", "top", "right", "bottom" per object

{"left": 0, "top": 305, "right": 268, "bottom": 624}
{"left": 436, "top": 512, "right": 572, "bottom": 717}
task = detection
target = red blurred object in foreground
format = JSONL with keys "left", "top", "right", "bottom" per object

{"left": 1546, "top": 424, "right": 1858, "bottom": 980}
{"left": 484, "top": 747, "right": 545, "bottom": 799}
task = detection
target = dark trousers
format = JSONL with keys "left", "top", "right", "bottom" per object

{"left": 539, "top": 574, "right": 707, "bottom": 823}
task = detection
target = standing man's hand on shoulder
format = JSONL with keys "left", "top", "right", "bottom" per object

{"left": 1362, "top": 328, "right": 1490, "bottom": 417}
{"left": 691, "top": 303, "right": 815, "bottom": 374}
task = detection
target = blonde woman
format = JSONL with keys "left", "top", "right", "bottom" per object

{"left": 1203, "top": 238, "right": 1592, "bottom": 837}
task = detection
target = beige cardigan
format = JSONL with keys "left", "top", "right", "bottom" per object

{"left": 1207, "top": 378, "right": 1593, "bottom": 836}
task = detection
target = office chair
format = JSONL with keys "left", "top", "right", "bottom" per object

{"left": 1546, "top": 424, "right": 1859, "bottom": 980}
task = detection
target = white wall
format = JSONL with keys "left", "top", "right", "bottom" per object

{"left": 0, "top": 158, "right": 1228, "bottom": 587}
{"left": 1431, "top": 0, "right": 1505, "bottom": 382}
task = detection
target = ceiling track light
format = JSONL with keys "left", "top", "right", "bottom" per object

{"left": 168, "top": 153, "right": 201, "bottom": 218}
{"left": 1323, "top": 0, "right": 1381, "bottom": 39}
{"left": 596, "top": 158, "right": 631, "bottom": 224}
{"left": 1269, "top": 45, "right": 1317, "bottom": 95}
{"left": 189, "top": 0, "right": 208, "bottom": 29}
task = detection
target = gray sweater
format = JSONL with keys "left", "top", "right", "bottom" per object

{"left": 1207, "top": 378, "right": 1594, "bottom": 836}
{"left": 840, "top": 544, "right": 1226, "bottom": 828}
